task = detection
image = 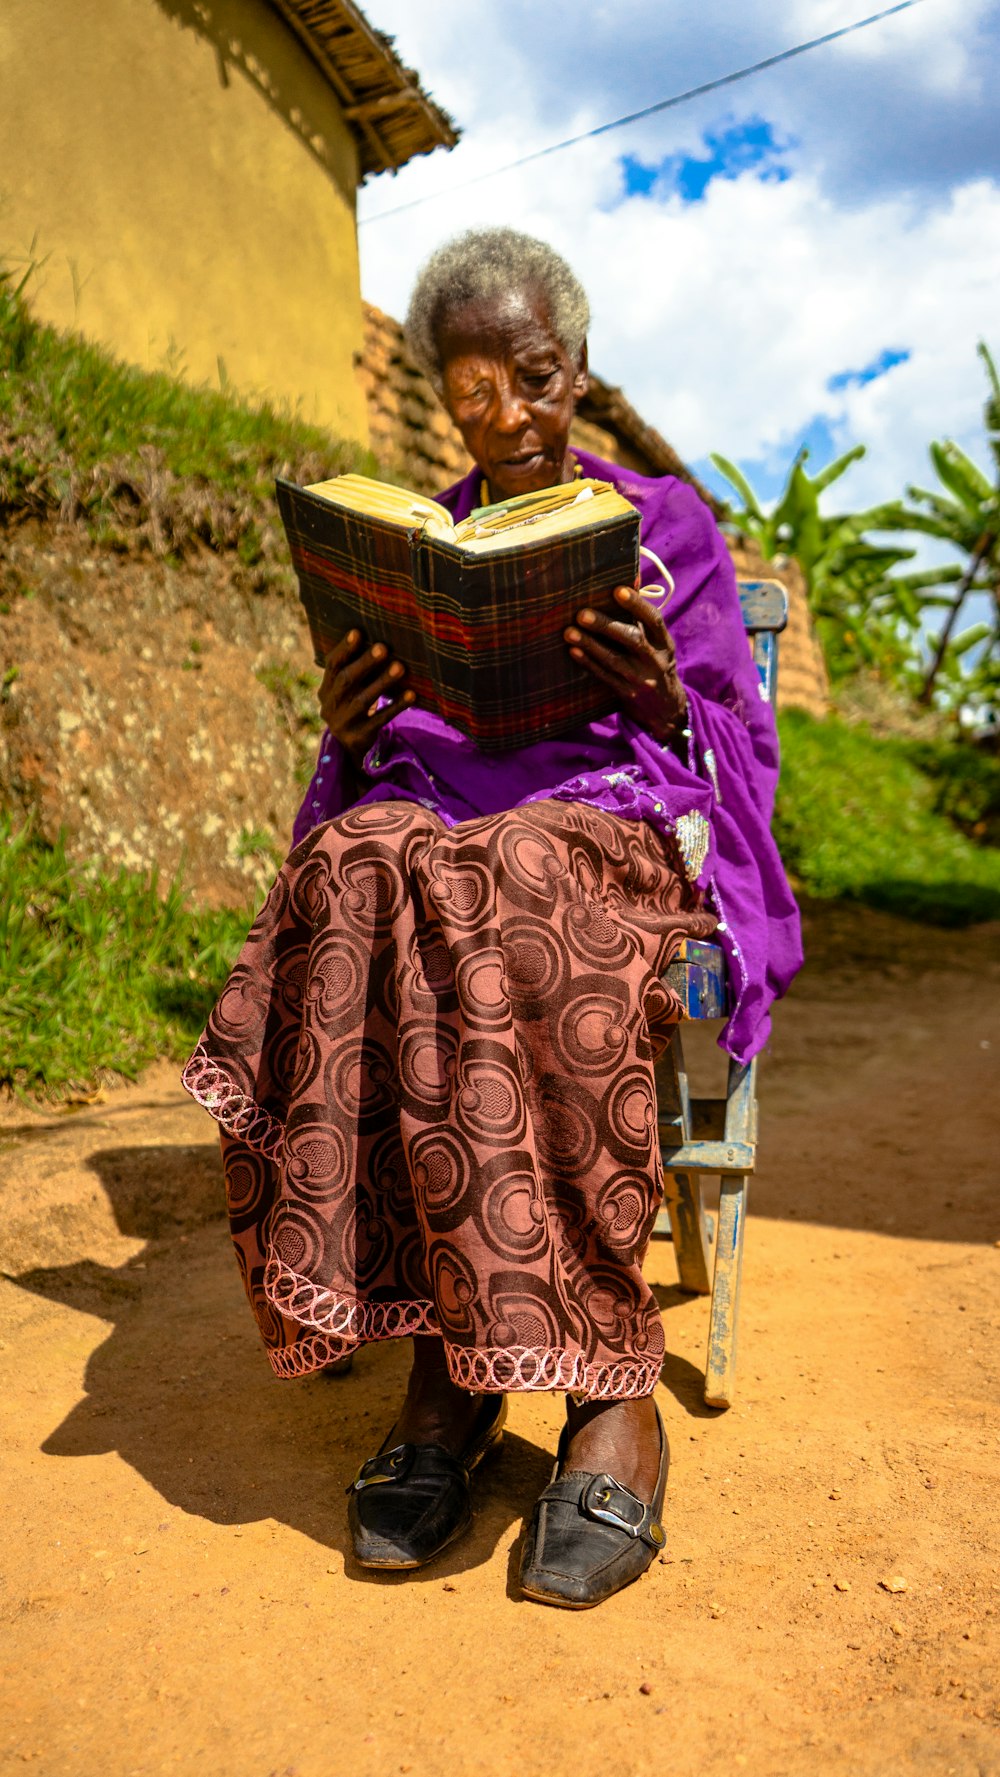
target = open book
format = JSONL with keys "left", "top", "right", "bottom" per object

{"left": 276, "top": 472, "right": 642, "bottom": 751}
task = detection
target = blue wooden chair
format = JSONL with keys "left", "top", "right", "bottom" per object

{"left": 652, "top": 579, "right": 788, "bottom": 1409}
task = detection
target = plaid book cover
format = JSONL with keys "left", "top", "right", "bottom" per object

{"left": 276, "top": 479, "right": 641, "bottom": 752}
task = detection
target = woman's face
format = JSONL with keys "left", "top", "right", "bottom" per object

{"left": 436, "top": 287, "right": 588, "bottom": 500}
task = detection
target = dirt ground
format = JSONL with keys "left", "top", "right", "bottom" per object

{"left": 1, "top": 899, "right": 998, "bottom": 1777}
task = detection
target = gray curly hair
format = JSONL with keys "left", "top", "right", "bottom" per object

{"left": 404, "top": 227, "right": 590, "bottom": 390}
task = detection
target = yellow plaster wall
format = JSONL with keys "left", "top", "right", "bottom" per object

{"left": 0, "top": 0, "right": 369, "bottom": 445}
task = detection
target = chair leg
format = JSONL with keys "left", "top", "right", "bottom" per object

{"left": 704, "top": 1173, "right": 748, "bottom": 1409}
{"left": 663, "top": 1169, "right": 712, "bottom": 1295}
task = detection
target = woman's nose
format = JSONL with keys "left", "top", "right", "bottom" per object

{"left": 492, "top": 381, "right": 530, "bottom": 433}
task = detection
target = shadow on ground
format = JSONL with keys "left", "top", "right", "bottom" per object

{"left": 6, "top": 1131, "right": 726, "bottom": 1570}
{"left": 6, "top": 1140, "right": 560, "bottom": 1584}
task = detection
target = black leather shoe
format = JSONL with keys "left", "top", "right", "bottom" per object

{"left": 347, "top": 1393, "right": 507, "bottom": 1570}
{"left": 519, "top": 1404, "right": 668, "bottom": 1609}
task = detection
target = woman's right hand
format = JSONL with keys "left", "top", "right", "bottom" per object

{"left": 318, "top": 630, "right": 414, "bottom": 772}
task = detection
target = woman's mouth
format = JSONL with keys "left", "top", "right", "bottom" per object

{"left": 500, "top": 450, "right": 544, "bottom": 474}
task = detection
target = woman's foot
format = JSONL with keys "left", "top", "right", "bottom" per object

{"left": 389, "top": 1334, "right": 490, "bottom": 1453}
{"left": 562, "top": 1396, "right": 662, "bottom": 1502}
{"left": 519, "top": 1398, "right": 669, "bottom": 1609}
{"left": 347, "top": 1337, "right": 506, "bottom": 1570}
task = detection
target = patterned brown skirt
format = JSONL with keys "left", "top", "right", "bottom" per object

{"left": 182, "top": 799, "right": 717, "bottom": 1398}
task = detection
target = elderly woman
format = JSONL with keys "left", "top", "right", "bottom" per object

{"left": 183, "top": 227, "right": 801, "bottom": 1608}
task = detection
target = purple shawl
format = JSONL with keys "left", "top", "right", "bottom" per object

{"left": 291, "top": 450, "right": 802, "bottom": 1060}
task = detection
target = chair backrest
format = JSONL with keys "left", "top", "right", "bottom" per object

{"left": 662, "top": 578, "right": 789, "bottom": 1022}
{"left": 737, "top": 579, "right": 788, "bottom": 705}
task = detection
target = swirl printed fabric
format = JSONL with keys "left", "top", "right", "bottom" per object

{"left": 182, "top": 800, "right": 716, "bottom": 1398}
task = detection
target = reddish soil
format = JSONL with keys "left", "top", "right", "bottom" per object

{"left": 1, "top": 899, "right": 998, "bottom": 1777}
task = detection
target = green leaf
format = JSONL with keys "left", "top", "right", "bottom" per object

{"left": 930, "top": 440, "right": 993, "bottom": 512}
{"left": 893, "top": 498, "right": 967, "bottom": 543}
{"left": 770, "top": 454, "right": 819, "bottom": 567}
{"left": 812, "top": 443, "right": 866, "bottom": 495}
{"left": 821, "top": 515, "right": 869, "bottom": 553}
{"left": 891, "top": 564, "right": 964, "bottom": 592}
{"left": 708, "top": 453, "right": 762, "bottom": 519}
{"left": 978, "top": 339, "right": 1000, "bottom": 406}
{"left": 949, "top": 623, "right": 992, "bottom": 658}
{"left": 858, "top": 500, "right": 918, "bottom": 535}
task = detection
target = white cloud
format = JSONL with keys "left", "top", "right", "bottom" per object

{"left": 785, "top": 0, "right": 993, "bottom": 96}
{"left": 359, "top": 0, "right": 1000, "bottom": 515}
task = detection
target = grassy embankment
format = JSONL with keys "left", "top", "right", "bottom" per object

{"left": 0, "top": 265, "right": 371, "bottom": 564}
{"left": 2, "top": 280, "right": 999, "bottom": 1095}
{"left": 775, "top": 711, "right": 1000, "bottom": 924}
{"left": 0, "top": 272, "right": 367, "bottom": 1094}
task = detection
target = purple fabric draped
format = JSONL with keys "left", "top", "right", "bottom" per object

{"left": 291, "top": 450, "right": 802, "bottom": 1060}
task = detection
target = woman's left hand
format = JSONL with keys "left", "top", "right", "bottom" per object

{"left": 565, "top": 585, "right": 687, "bottom": 742}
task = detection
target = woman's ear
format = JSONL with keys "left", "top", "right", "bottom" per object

{"left": 573, "top": 340, "right": 589, "bottom": 402}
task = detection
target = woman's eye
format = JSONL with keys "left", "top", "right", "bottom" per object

{"left": 523, "top": 374, "right": 552, "bottom": 392}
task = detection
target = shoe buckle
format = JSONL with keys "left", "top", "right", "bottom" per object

{"left": 349, "top": 1442, "right": 414, "bottom": 1493}
{"left": 582, "top": 1473, "right": 645, "bottom": 1538}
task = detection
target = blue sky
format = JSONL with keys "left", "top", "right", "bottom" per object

{"left": 620, "top": 118, "right": 795, "bottom": 204}
{"left": 827, "top": 349, "right": 911, "bottom": 393}
{"left": 357, "top": 0, "right": 1000, "bottom": 535}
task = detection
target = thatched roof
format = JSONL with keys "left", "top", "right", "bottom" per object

{"left": 269, "top": 0, "right": 459, "bottom": 177}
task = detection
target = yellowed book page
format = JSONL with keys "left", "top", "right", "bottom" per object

{"left": 305, "top": 474, "right": 455, "bottom": 538}
{"left": 454, "top": 480, "right": 636, "bottom": 554}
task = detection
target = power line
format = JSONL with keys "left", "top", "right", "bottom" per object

{"left": 360, "top": 0, "right": 927, "bottom": 226}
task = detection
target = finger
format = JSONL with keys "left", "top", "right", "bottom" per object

{"left": 321, "top": 655, "right": 401, "bottom": 729}
{"left": 571, "top": 644, "right": 685, "bottom": 737}
{"left": 345, "top": 689, "right": 415, "bottom": 749}
{"left": 342, "top": 661, "right": 407, "bottom": 722}
{"left": 364, "top": 688, "right": 417, "bottom": 731}
{"left": 569, "top": 645, "right": 639, "bottom": 698}
{"left": 574, "top": 610, "right": 648, "bottom": 658}
{"left": 573, "top": 631, "right": 657, "bottom": 687}
{"left": 613, "top": 585, "right": 673, "bottom": 648}
{"left": 336, "top": 641, "right": 396, "bottom": 698}
{"left": 321, "top": 628, "right": 364, "bottom": 681}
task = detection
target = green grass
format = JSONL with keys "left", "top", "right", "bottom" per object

{"left": 775, "top": 711, "right": 1000, "bottom": 924}
{"left": 0, "top": 267, "right": 372, "bottom": 567}
{"left": 0, "top": 819, "right": 252, "bottom": 1097}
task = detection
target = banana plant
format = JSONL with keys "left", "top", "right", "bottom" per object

{"left": 709, "top": 441, "right": 958, "bottom": 684}
{"left": 712, "top": 345, "right": 1000, "bottom": 712}
{"left": 866, "top": 343, "right": 1000, "bottom": 705}
{"left": 709, "top": 441, "right": 866, "bottom": 584}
